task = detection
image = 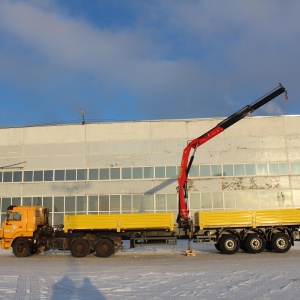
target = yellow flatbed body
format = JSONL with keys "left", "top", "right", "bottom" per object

{"left": 64, "top": 213, "right": 174, "bottom": 233}
{"left": 194, "top": 209, "right": 300, "bottom": 230}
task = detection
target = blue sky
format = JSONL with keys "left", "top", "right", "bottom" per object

{"left": 0, "top": 0, "right": 299, "bottom": 127}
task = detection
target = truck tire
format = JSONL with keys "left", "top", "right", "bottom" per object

{"left": 70, "top": 238, "right": 90, "bottom": 257}
{"left": 13, "top": 239, "right": 31, "bottom": 257}
{"left": 94, "top": 238, "right": 114, "bottom": 258}
{"left": 271, "top": 233, "right": 291, "bottom": 253}
{"left": 245, "top": 233, "right": 266, "bottom": 254}
{"left": 219, "top": 234, "right": 240, "bottom": 255}
{"left": 214, "top": 243, "right": 221, "bottom": 252}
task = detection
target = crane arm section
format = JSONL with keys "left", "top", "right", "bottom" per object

{"left": 177, "top": 84, "right": 287, "bottom": 227}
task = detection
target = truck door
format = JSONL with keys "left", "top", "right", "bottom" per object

{"left": 4, "top": 210, "right": 25, "bottom": 239}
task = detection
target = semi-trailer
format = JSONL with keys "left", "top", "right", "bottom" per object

{"left": 1, "top": 83, "right": 296, "bottom": 257}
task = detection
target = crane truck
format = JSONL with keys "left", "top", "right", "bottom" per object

{"left": 1, "top": 83, "right": 298, "bottom": 257}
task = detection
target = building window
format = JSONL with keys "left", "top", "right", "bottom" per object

{"left": 234, "top": 164, "right": 245, "bottom": 176}
{"left": 256, "top": 164, "right": 268, "bottom": 175}
{"left": 12, "top": 197, "right": 21, "bottom": 206}
{"left": 144, "top": 194, "right": 154, "bottom": 211}
{"left": 166, "top": 194, "right": 177, "bottom": 211}
{"left": 201, "top": 193, "right": 212, "bottom": 210}
{"left": 155, "top": 194, "right": 166, "bottom": 211}
{"left": 224, "top": 192, "right": 236, "bottom": 210}
{"left": 155, "top": 167, "right": 165, "bottom": 178}
{"left": 121, "top": 195, "right": 132, "bottom": 213}
{"left": 76, "top": 196, "right": 87, "bottom": 213}
{"left": 144, "top": 167, "right": 154, "bottom": 179}
{"left": 55, "top": 170, "right": 65, "bottom": 181}
{"left": 122, "top": 168, "right": 132, "bottom": 179}
{"left": 223, "top": 165, "right": 233, "bottom": 176}
{"left": 132, "top": 167, "right": 143, "bottom": 179}
{"left": 166, "top": 166, "right": 177, "bottom": 179}
{"left": 77, "top": 169, "right": 87, "bottom": 181}
{"left": 89, "top": 169, "right": 99, "bottom": 180}
{"left": 212, "top": 192, "right": 223, "bottom": 209}
{"left": 34, "top": 171, "right": 43, "bottom": 182}
{"left": 292, "top": 190, "right": 300, "bottom": 207}
{"left": 291, "top": 163, "right": 300, "bottom": 175}
{"left": 54, "top": 196, "right": 64, "bottom": 212}
{"left": 211, "top": 165, "right": 222, "bottom": 177}
{"left": 33, "top": 197, "right": 42, "bottom": 206}
{"left": 200, "top": 165, "right": 211, "bottom": 177}
{"left": 44, "top": 170, "right": 53, "bottom": 181}
{"left": 133, "top": 195, "right": 143, "bottom": 212}
{"left": 13, "top": 171, "right": 22, "bottom": 182}
{"left": 235, "top": 192, "right": 246, "bottom": 209}
{"left": 88, "top": 196, "right": 98, "bottom": 212}
{"left": 110, "top": 195, "right": 120, "bottom": 212}
{"left": 22, "top": 197, "right": 32, "bottom": 206}
{"left": 66, "top": 170, "right": 76, "bottom": 181}
{"left": 246, "top": 191, "right": 258, "bottom": 209}
{"left": 110, "top": 168, "right": 120, "bottom": 180}
{"left": 189, "top": 165, "right": 199, "bottom": 177}
{"left": 65, "top": 196, "right": 75, "bottom": 213}
{"left": 3, "top": 172, "right": 12, "bottom": 182}
{"left": 245, "top": 164, "right": 256, "bottom": 176}
{"left": 99, "top": 195, "right": 109, "bottom": 212}
{"left": 43, "top": 197, "right": 53, "bottom": 212}
{"left": 100, "top": 168, "right": 109, "bottom": 180}
{"left": 279, "top": 163, "right": 289, "bottom": 175}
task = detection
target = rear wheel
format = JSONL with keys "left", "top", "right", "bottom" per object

{"left": 245, "top": 233, "right": 266, "bottom": 254}
{"left": 271, "top": 233, "right": 291, "bottom": 253}
{"left": 13, "top": 239, "right": 31, "bottom": 257}
{"left": 70, "top": 238, "right": 90, "bottom": 257}
{"left": 219, "top": 234, "right": 240, "bottom": 255}
{"left": 214, "top": 242, "right": 221, "bottom": 252}
{"left": 95, "top": 238, "right": 115, "bottom": 258}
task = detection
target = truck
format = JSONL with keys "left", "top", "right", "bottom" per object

{"left": 0, "top": 205, "right": 177, "bottom": 257}
{"left": 1, "top": 83, "right": 297, "bottom": 257}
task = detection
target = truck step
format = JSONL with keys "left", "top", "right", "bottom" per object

{"left": 193, "top": 235, "right": 217, "bottom": 244}
{"left": 132, "top": 236, "right": 177, "bottom": 247}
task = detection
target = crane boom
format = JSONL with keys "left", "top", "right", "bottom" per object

{"left": 177, "top": 83, "right": 287, "bottom": 227}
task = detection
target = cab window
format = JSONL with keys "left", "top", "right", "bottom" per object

{"left": 13, "top": 212, "right": 22, "bottom": 221}
{"left": 7, "top": 212, "right": 12, "bottom": 221}
{"left": 7, "top": 212, "right": 22, "bottom": 221}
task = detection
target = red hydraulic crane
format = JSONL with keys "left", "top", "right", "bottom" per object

{"left": 177, "top": 84, "right": 288, "bottom": 228}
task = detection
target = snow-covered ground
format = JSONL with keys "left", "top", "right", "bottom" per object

{"left": 1, "top": 240, "right": 300, "bottom": 299}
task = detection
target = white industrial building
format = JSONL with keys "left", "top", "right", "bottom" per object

{"left": 0, "top": 115, "right": 300, "bottom": 226}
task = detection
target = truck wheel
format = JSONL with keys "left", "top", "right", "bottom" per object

{"left": 245, "top": 233, "right": 266, "bottom": 254}
{"left": 271, "top": 233, "right": 291, "bottom": 253}
{"left": 219, "top": 234, "right": 240, "bottom": 255}
{"left": 70, "top": 238, "right": 90, "bottom": 257}
{"left": 95, "top": 238, "right": 114, "bottom": 258}
{"left": 13, "top": 239, "right": 31, "bottom": 257}
{"left": 214, "top": 242, "right": 221, "bottom": 252}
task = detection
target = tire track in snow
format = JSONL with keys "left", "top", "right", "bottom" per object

{"left": 15, "top": 275, "right": 42, "bottom": 300}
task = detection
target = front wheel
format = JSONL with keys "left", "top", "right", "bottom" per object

{"left": 271, "top": 233, "right": 291, "bottom": 253}
{"left": 13, "top": 239, "right": 31, "bottom": 257}
{"left": 219, "top": 234, "right": 240, "bottom": 255}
